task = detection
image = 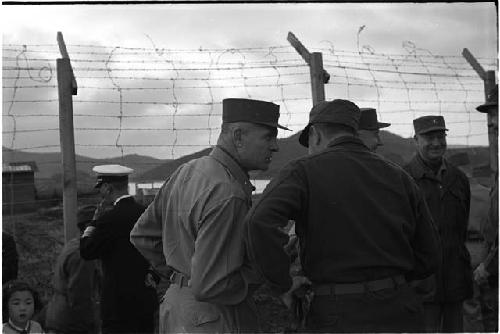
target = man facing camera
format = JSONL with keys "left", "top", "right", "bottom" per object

{"left": 404, "top": 116, "right": 472, "bottom": 332}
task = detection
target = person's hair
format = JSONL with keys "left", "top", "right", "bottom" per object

{"left": 313, "top": 122, "right": 356, "bottom": 138}
{"left": 220, "top": 122, "right": 251, "bottom": 135}
{"left": 2, "top": 280, "right": 42, "bottom": 322}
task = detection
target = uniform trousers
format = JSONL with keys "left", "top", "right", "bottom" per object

{"left": 159, "top": 284, "right": 260, "bottom": 333}
{"left": 305, "top": 283, "right": 424, "bottom": 333}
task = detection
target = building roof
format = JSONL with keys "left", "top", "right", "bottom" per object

{"left": 2, "top": 164, "right": 34, "bottom": 173}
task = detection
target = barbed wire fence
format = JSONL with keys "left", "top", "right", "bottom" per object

{"left": 2, "top": 36, "right": 497, "bottom": 297}
{"left": 3, "top": 38, "right": 497, "bottom": 204}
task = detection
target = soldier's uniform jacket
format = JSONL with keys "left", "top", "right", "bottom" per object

{"left": 246, "top": 136, "right": 440, "bottom": 292}
{"left": 130, "top": 146, "right": 262, "bottom": 333}
{"left": 80, "top": 196, "right": 157, "bottom": 332}
{"left": 404, "top": 154, "right": 473, "bottom": 302}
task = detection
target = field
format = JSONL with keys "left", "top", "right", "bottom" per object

{"left": 2, "top": 201, "right": 490, "bottom": 332}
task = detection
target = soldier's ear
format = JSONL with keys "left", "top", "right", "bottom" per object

{"left": 310, "top": 125, "right": 321, "bottom": 146}
{"left": 233, "top": 127, "right": 243, "bottom": 148}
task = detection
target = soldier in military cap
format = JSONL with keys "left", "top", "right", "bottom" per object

{"left": 473, "top": 84, "right": 498, "bottom": 332}
{"left": 130, "top": 98, "right": 288, "bottom": 332}
{"left": 80, "top": 165, "right": 157, "bottom": 334}
{"left": 404, "top": 116, "right": 472, "bottom": 332}
{"left": 246, "top": 99, "right": 439, "bottom": 332}
{"left": 357, "top": 107, "right": 390, "bottom": 152}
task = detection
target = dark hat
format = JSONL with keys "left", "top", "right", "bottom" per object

{"left": 359, "top": 108, "right": 390, "bottom": 130}
{"left": 477, "top": 84, "right": 498, "bottom": 113}
{"left": 299, "top": 99, "right": 361, "bottom": 147}
{"left": 77, "top": 205, "right": 97, "bottom": 230}
{"left": 222, "top": 98, "right": 290, "bottom": 130}
{"left": 413, "top": 115, "right": 448, "bottom": 135}
{"left": 92, "top": 164, "right": 133, "bottom": 189}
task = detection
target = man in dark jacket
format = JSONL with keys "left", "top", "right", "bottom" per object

{"left": 80, "top": 165, "right": 157, "bottom": 334}
{"left": 404, "top": 115, "right": 472, "bottom": 332}
{"left": 245, "top": 99, "right": 440, "bottom": 333}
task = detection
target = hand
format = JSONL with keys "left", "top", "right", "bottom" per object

{"left": 92, "top": 199, "right": 113, "bottom": 221}
{"left": 280, "top": 275, "right": 311, "bottom": 310}
{"left": 473, "top": 263, "right": 490, "bottom": 285}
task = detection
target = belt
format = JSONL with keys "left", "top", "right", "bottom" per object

{"left": 313, "top": 275, "right": 406, "bottom": 296}
{"left": 169, "top": 271, "right": 189, "bottom": 288}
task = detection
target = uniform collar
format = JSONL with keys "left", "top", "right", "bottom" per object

{"left": 326, "top": 135, "right": 366, "bottom": 149}
{"left": 411, "top": 154, "right": 447, "bottom": 181}
{"left": 7, "top": 319, "right": 30, "bottom": 333}
{"left": 210, "top": 146, "right": 255, "bottom": 196}
{"left": 114, "top": 194, "right": 133, "bottom": 206}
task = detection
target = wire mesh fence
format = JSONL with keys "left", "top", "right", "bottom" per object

{"left": 3, "top": 40, "right": 497, "bottom": 200}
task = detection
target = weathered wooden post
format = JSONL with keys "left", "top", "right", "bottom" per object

{"left": 462, "top": 48, "right": 497, "bottom": 174}
{"left": 57, "top": 32, "right": 78, "bottom": 243}
{"left": 287, "top": 32, "right": 330, "bottom": 106}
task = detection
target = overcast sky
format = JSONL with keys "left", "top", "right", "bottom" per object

{"left": 2, "top": 2, "right": 498, "bottom": 159}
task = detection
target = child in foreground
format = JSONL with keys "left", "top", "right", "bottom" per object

{"left": 3, "top": 280, "right": 44, "bottom": 334}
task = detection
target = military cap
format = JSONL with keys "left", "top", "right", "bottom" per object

{"left": 222, "top": 98, "right": 290, "bottom": 130}
{"left": 477, "top": 84, "right": 498, "bottom": 113}
{"left": 359, "top": 108, "right": 390, "bottom": 130}
{"left": 92, "top": 164, "right": 133, "bottom": 188}
{"left": 299, "top": 99, "right": 361, "bottom": 147}
{"left": 413, "top": 115, "right": 448, "bottom": 135}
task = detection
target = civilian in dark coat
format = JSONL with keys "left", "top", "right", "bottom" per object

{"left": 404, "top": 115, "right": 472, "bottom": 333}
{"left": 80, "top": 165, "right": 157, "bottom": 334}
{"left": 246, "top": 100, "right": 440, "bottom": 333}
{"left": 45, "top": 205, "right": 100, "bottom": 334}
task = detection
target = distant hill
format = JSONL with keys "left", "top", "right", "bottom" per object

{"left": 135, "top": 130, "right": 491, "bottom": 182}
{"left": 3, "top": 130, "right": 490, "bottom": 195}
{"left": 2, "top": 147, "right": 169, "bottom": 195}
{"left": 137, "top": 148, "right": 212, "bottom": 182}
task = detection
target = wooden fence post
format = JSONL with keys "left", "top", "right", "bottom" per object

{"left": 462, "top": 48, "right": 497, "bottom": 174}
{"left": 287, "top": 32, "right": 330, "bottom": 106}
{"left": 57, "top": 32, "right": 78, "bottom": 243}
{"left": 485, "top": 70, "right": 497, "bottom": 173}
